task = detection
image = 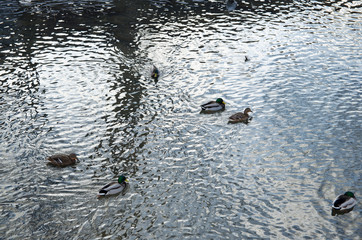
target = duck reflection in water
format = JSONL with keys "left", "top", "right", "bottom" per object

{"left": 331, "top": 191, "right": 357, "bottom": 216}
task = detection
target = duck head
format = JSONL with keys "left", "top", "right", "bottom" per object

{"left": 69, "top": 153, "right": 78, "bottom": 163}
{"left": 216, "top": 98, "right": 225, "bottom": 105}
{"left": 118, "top": 175, "right": 129, "bottom": 184}
{"left": 244, "top": 108, "right": 253, "bottom": 115}
{"left": 344, "top": 192, "right": 355, "bottom": 198}
{"left": 151, "top": 66, "right": 159, "bottom": 79}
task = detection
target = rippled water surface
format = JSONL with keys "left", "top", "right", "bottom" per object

{"left": 1, "top": 0, "right": 361, "bottom": 239}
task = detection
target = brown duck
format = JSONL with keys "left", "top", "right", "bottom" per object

{"left": 47, "top": 153, "right": 78, "bottom": 167}
{"left": 228, "top": 108, "right": 253, "bottom": 123}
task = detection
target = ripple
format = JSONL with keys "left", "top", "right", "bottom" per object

{"left": 0, "top": 0, "right": 361, "bottom": 239}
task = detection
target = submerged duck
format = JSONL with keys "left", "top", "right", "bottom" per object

{"left": 228, "top": 108, "right": 253, "bottom": 123}
{"left": 151, "top": 66, "right": 159, "bottom": 82}
{"left": 332, "top": 191, "right": 357, "bottom": 216}
{"left": 98, "top": 176, "right": 129, "bottom": 198}
{"left": 200, "top": 98, "right": 225, "bottom": 113}
{"left": 47, "top": 153, "right": 78, "bottom": 167}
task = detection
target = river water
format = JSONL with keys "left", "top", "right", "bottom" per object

{"left": 0, "top": 0, "right": 361, "bottom": 239}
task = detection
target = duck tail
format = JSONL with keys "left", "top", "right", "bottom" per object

{"left": 331, "top": 208, "right": 337, "bottom": 216}
{"left": 97, "top": 189, "right": 108, "bottom": 198}
{"left": 97, "top": 193, "right": 105, "bottom": 198}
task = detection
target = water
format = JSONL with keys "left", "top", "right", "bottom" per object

{"left": 0, "top": 0, "right": 361, "bottom": 239}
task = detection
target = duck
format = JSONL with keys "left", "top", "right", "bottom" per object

{"left": 98, "top": 175, "right": 129, "bottom": 198}
{"left": 228, "top": 108, "right": 253, "bottom": 123}
{"left": 226, "top": 0, "right": 237, "bottom": 11}
{"left": 331, "top": 191, "right": 357, "bottom": 216}
{"left": 151, "top": 66, "right": 159, "bottom": 82}
{"left": 47, "top": 153, "right": 78, "bottom": 167}
{"left": 200, "top": 98, "right": 225, "bottom": 113}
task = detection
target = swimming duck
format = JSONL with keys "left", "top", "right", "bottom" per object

{"left": 151, "top": 66, "right": 159, "bottom": 82}
{"left": 228, "top": 108, "right": 253, "bottom": 123}
{"left": 200, "top": 98, "right": 225, "bottom": 113}
{"left": 226, "top": 0, "right": 237, "bottom": 11}
{"left": 331, "top": 191, "right": 357, "bottom": 216}
{"left": 98, "top": 176, "right": 129, "bottom": 198}
{"left": 47, "top": 153, "right": 78, "bottom": 167}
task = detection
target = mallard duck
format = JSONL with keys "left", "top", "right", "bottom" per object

{"left": 47, "top": 153, "right": 78, "bottom": 167}
{"left": 331, "top": 191, "right": 357, "bottom": 216}
{"left": 151, "top": 66, "right": 159, "bottom": 82}
{"left": 228, "top": 108, "right": 253, "bottom": 123}
{"left": 200, "top": 98, "right": 225, "bottom": 113}
{"left": 98, "top": 176, "right": 129, "bottom": 198}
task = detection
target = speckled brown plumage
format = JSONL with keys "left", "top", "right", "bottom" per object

{"left": 228, "top": 108, "right": 253, "bottom": 123}
{"left": 47, "top": 153, "right": 78, "bottom": 167}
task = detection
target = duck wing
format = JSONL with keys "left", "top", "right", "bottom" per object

{"left": 98, "top": 182, "right": 126, "bottom": 196}
{"left": 229, "top": 112, "right": 245, "bottom": 120}
{"left": 47, "top": 154, "right": 72, "bottom": 167}
{"left": 201, "top": 101, "right": 224, "bottom": 112}
{"left": 201, "top": 101, "right": 216, "bottom": 108}
{"left": 338, "top": 197, "right": 357, "bottom": 210}
{"left": 332, "top": 195, "right": 357, "bottom": 210}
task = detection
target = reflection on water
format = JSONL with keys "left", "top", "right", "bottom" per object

{"left": 0, "top": 0, "right": 361, "bottom": 239}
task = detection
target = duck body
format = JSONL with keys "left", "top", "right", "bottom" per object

{"left": 98, "top": 176, "right": 129, "bottom": 198}
{"left": 228, "top": 108, "right": 253, "bottom": 123}
{"left": 331, "top": 191, "right": 357, "bottom": 216}
{"left": 200, "top": 98, "right": 225, "bottom": 113}
{"left": 47, "top": 153, "right": 78, "bottom": 167}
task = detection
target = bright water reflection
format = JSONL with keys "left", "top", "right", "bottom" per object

{"left": 0, "top": 0, "right": 361, "bottom": 239}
